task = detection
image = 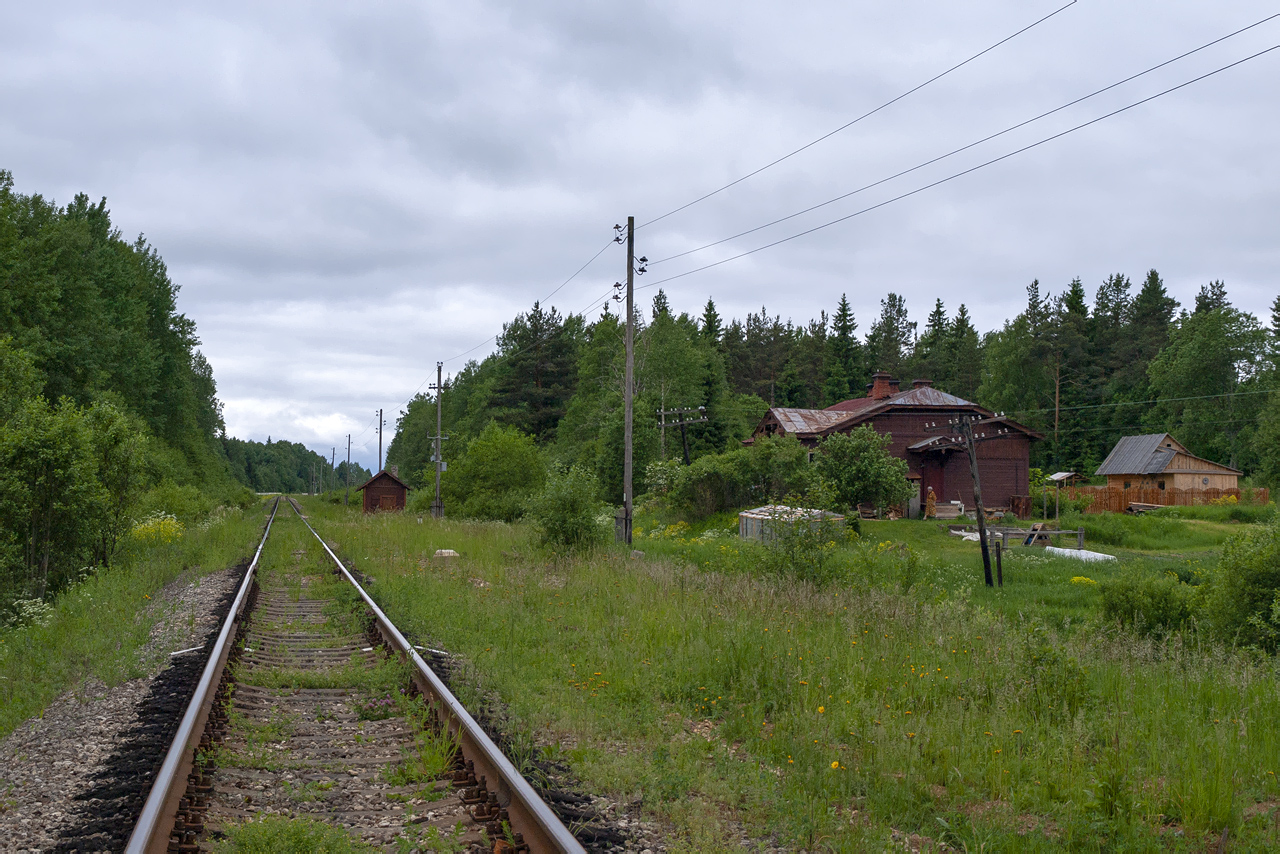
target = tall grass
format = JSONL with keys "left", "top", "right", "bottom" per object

{"left": 301, "top": 499, "right": 1280, "bottom": 851}
{"left": 0, "top": 501, "right": 270, "bottom": 737}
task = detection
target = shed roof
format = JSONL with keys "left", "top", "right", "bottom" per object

{"left": 356, "top": 469, "right": 411, "bottom": 491}
{"left": 1095, "top": 434, "right": 1242, "bottom": 476}
{"left": 739, "top": 505, "right": 844, "bottom": 522}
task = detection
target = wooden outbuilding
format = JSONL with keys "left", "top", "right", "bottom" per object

{"left": 357, "top": 469, "right": 410, "bottom": 513}
{"left": 747, "top": 372, "right": 1042, "bottom": 513}
{"left": 1094, "top": 434, "right": 1240, "bottom": 494}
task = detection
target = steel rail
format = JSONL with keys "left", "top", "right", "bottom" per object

{"left": 125, "top": 496, "right": 281, "bottom": 854}
{"left": 288, "top": 499, "right": 586, "bottom": 854}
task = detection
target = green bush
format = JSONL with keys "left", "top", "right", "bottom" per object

{"left": 527, "top": 465, "right": 609, "bottom": 550}
{"left": 1100, "top": 571, "right": 1197, "bottom": 633}
{"left": 1202, "top": 519, "right": 1280, "bottom": 649}
{"left": 669, "top": 435, "right": 816, "bottom": 518}
{"left": 813, "top": 426, "right": 914, "bottom": 513}
{"left": 439, "top": 422, "right": 545, "bottom": 522}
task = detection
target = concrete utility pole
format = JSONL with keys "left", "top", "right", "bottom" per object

{"left": 345, "top": 434, "right": 351, "bottom": 506}
{"left": 429, "top": 361, "right": 447, "bottom": 519}
{"left": 377, "top": 408, "right": 383, "bottom": 473}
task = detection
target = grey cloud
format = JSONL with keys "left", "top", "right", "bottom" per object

{"left": 3, "top": 1, "right": 1277, "bottom": 463}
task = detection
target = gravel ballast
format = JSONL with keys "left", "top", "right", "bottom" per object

{"left": 0, "top": 564, "right": 245, "bottom": 854}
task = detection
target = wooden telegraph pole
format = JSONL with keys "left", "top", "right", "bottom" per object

{"left": 612, "top": 217, "right": 646, "bottom": 544}
{"left": 429, "top": 362, "right": 447, "bottom": 519}
{"left": 623, "top": 216, "right": 635, "bottom": 544}
{"left": 345, "top": 434, "right": 351, "bottom": 506}
{"left": 958, "top": 415, "right": 994, "bottom": 588}
{"left": 377, "top": 408, "right": 384, "bottom": 473}
{"left": 657, "top": 406, "right": 708, "bottom": 465}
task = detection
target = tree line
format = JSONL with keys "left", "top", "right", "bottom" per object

{"left": 388, "top": 273, "right": 1280, "bottom": 511}
{"left": 0, "top": 172, "right": 264, "bottom": 610}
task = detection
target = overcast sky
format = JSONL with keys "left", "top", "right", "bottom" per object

{"left": 4, "top": 1, "right": 1278, "bottom": 470}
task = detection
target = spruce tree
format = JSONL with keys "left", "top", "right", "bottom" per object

{"left": 700, "top": 297, "right": 723, "bottom": 344}
{"left": 824, "top": 294, "right": 859, "bottom": 404}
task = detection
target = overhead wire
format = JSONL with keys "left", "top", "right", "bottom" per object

{"left": 636, "top": 0, "right": 1079, "bottom": 231}
{"left": 387, "top": 235, "right": 618, "bottom": 415}
{"left": 635, "top": 43, "right": 1280, "bottom": 294}
{"left": 649, "top": 12, "right": 1280, "bottom": 267}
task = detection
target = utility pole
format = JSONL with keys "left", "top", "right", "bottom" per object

{"left": 958, "top": 416, "right": 994, "bottom": 588}
{"left": 612, "top": 217, "right": 646, "bottom": 545}
{"left": 377, "top": 408, "right": 383, "bottom": 473}
{"left": 928, "top": 414, "right": 1012, "bottom": 588}
{"left": 345, "top": 434, "right": 351, "bottom": 506}
{"left": 656, "top": 406, "right": 708, "bottom": 465}
{"left": 429, "top": 362, "right": 447, "bottom": 519}
{"left": 330, "top": 447, "right": 335, "bottom": 494}
{"left": 624, "top": 216, "right": 634, "bottom": 545}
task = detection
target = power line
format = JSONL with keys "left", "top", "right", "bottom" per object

{"left": 389, "top": 236, "right": 618, "bottom": 414}
{"left": 636, "top": 1, "right": 1078, "bottom": 231}
{"left": 1002, "top": 387, "right": 1273, "bottom": 418}
{"left": 635, "top": 44, "right": 1280, "bottom": 294}
{"left": 650, "top": 12, "right": 1280, "bottom": 267}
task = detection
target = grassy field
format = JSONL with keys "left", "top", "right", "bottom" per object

{"left": 0, "top": 503, "right": 268, "bottom": 738}
{"left": 300, "top": 499, "right": 1280, "bottom": 852}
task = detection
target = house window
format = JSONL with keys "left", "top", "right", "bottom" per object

{"left": 1158, "top": 480, "right": 1165, "bottom": 490}
{"left": 1123, "top": 481, "right": 1130, "bottom": 490}
{"left": 807, "top": 451, "right": 815, "bottom": 463}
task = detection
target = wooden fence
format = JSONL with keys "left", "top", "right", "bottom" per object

{"left": 1064, "top": 486, "right": 1270, "bottom": 514}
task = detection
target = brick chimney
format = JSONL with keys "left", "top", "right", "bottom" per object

{"left": 869, "top": 371, "right": 894, "bottom": 400}
{"left": 912, "top": 379, "right": 934, "bottom": 389}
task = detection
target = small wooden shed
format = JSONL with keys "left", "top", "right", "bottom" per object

{"left": 1095, "top": 434, "right": 1240, "bottom": 493}
{"left": 357, "top": 469, "right": 410, "bottom": 513}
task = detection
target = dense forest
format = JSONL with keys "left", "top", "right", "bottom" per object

{"left": 224, "top": 437, "right": 370, "bottom": 495}
{"left": 388, "top": 275, "right": 1280, "bottom": 505}
{"left": 0, "top": 172, "right": 343, "bottom": 610}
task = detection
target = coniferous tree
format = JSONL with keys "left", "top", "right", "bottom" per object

{"left": 909, "top": 299, "right": 949, "bottom": 385}
{"left": 490, "top": 302, "right": 582, "bottom": 442}
{"left": 700, "top": 298, "right": 723, "bottom": 344}
{"left": 824, "top": 294, "right": 860, "bottom": 404}
{"left": 865, "top": 293, "right": 915, "bottom": 378}
{"left": 945, "top": 304, "right": 982, "bottom": 400}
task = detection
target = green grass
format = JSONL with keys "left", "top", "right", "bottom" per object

{"left": 298, "top": 497, "right": 1280, "bottom": 851}
{"left": 0, "top": 500, "right": 272, "bottom": 738}
{"left": 210, "top": 815, "right": 376, "bottom": 853}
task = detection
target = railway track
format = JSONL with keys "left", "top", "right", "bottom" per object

{"left": 124, "top": 497, "right": 586, "bottom": 854}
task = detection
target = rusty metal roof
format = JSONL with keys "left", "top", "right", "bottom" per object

{"left": 825, "top": 386, "right": 976, "bottom": 414}
{"left": 768, "top": 407, "right": 856, "bottom": 436}
{"left": 356, "top": 469, "right": 411, "bottom": 491}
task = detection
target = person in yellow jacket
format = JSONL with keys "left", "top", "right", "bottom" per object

{"left": 924, "top": 486, "right": 937, "bottom": 520}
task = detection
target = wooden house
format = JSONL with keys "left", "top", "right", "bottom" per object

{"left": 357, "top": 469, "right": 410, "bottom": 513}
{"left": 747, "top": 372, "right": 1041, "bottom": 511}
{"left": 1094, "top": 434, "right": 1240, "bottom": 494}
